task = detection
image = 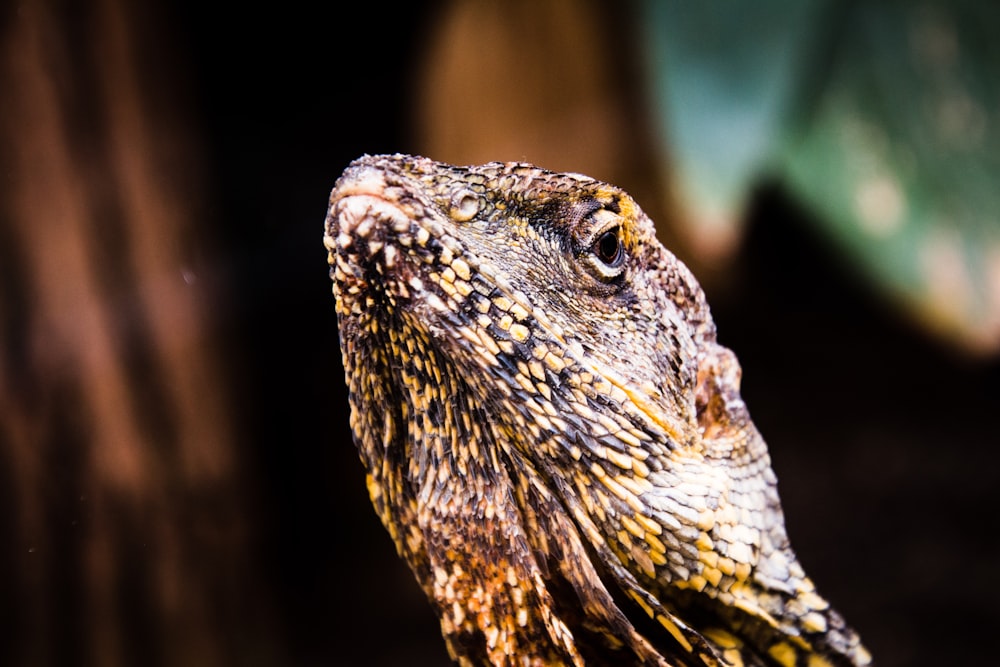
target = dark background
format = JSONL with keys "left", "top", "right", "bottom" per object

{"left": 194, "top": 5, "right": 995, "bottom": 665}
{"left": 4, "top": 2, "right": 999, "bottom": 665}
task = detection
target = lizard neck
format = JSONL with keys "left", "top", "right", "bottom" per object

{"left": 353, "top": 325, "right": 582, "bottom": 665}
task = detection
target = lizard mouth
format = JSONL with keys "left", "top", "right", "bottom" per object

{"left": 325, "top": 167, "right": 426, "bottom": 315}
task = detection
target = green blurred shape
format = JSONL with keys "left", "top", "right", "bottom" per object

{"left": 640, "top": 0, "right": 1000, "bottom": 352}
{"left": 637, "top": 0, "right": 826, "bottom": 254}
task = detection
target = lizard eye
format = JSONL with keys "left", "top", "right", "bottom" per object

{"left": 594, "top": 228, "right": 624, "bottom": 267}
{"left": 576, "top": 205, "right": 627, "bottom": 286}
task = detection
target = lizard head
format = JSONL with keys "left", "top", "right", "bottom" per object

{"left": 326, "top": 154, "right": 871, "bottom": 666}
{"left": 327, "top": 153, "right": 706, "bottom": 439}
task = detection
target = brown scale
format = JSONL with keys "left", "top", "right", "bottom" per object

{"left": 325, "top": 154, "right": 873, "bottom": 667}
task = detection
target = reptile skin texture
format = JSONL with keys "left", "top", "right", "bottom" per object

{"left": 325, "top": 154, "right": 872, "bottom": 667}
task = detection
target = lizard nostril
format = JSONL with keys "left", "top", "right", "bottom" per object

{"left": 449, "top": 189, "right": 480, "bottom": 222}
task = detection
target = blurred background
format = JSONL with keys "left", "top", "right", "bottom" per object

{"left": 1, "top": 1, "right": 998, "bottom": 665}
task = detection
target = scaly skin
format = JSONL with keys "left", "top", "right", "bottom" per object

{"left": 325, "top": 154, "right": 872, "bottom": 667}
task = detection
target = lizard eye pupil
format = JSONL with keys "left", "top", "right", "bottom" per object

{"left": 594, "top": 228, "right": 623, "bottom": 267}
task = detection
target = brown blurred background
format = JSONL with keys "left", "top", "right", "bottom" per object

{"left": 1, "top": 2, "right": 997, "bottom": 666}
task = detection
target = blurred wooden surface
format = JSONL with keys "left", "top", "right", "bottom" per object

{"left": 0, "top": 2, "right": 263, "bottom": 665}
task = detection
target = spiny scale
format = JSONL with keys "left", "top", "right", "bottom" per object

{"left": 325, "top": 154, "right": 872, "bottom": 667}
